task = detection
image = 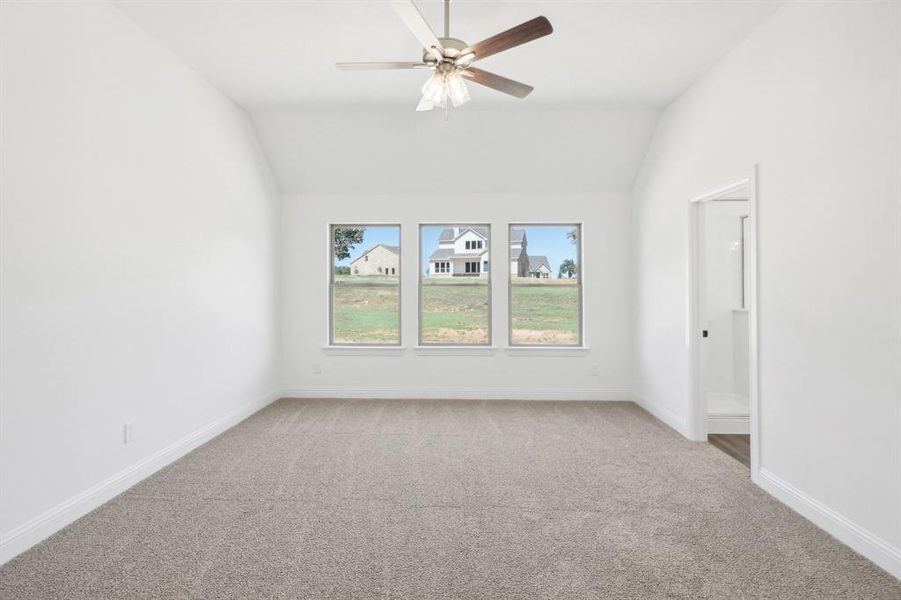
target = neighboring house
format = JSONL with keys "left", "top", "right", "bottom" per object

{"left": 350, "top": 244, "right": 399, "bottom": 276}
{"left": 510, "top": 228, "right": 530, "bottom": 277}
{"left": 426, "top": 227, "right": 557, "bottom": 278}
{"left": 528, "top": 255, "right": 553, "bottom": 278}
{"left": 429, "top": 227, "right": 490, "bottom": 276}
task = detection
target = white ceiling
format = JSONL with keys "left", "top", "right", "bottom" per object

{"left": 116, "top": 0, "right": 782, "bottom": 110}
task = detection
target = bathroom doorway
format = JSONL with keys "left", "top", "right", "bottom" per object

{"left": 689, "top": 173, "right": 759, "bottom": 477}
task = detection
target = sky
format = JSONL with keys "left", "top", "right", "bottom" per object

{"left": 332, "top": 225, "right": 579, "bottom": 277}
{"left": 516, "top": 225, "right": 580, "bottom": 277}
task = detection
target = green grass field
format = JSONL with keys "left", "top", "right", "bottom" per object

{"left": 420, "top": 283, "right": 490, "bottom": 344}
{"left": 332, "top": 276, "right": 579, "bottom": 345}
{"left": 332, "top": 284, "right": 399, "bottom": 344}
{"left": 510, "top": 284, "right": 579, "bottom": 345}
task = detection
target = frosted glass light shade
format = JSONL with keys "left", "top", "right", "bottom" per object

{"left": 421, "top": 73, "right": 446, "bottom": 105}
{"left": 445, "top": 72, "right": 471, "bottom": 107}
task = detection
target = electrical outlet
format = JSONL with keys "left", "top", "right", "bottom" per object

{"left": 590, "top": 364, "right": 600, "bottom": 376}
{"left": 123, "top": 421, "right": 135, "bottom": 444}
{"left": 313, "top": 363, "right": 322, "bottom": 375}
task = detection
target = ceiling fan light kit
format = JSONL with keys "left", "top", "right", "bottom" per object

{"left": 336, "top": 0, "right": 553, "bottom": 112}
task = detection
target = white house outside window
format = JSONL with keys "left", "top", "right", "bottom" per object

{"left": 419, "top": 224, "right": 491, "bottom": 345}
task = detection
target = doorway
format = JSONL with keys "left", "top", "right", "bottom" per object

{"left": 689, "top": 173, "right": 759, "bottom": 478}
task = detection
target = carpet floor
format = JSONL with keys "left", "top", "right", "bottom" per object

{"left": 1, "top": 399, "right": 899, "bottom": 599}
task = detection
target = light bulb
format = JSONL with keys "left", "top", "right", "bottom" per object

{"left": 445, "top": 72, "right": 471, "bottom": 107}
{"left": 421, "top": 72, "right": 446, "bottom": 106}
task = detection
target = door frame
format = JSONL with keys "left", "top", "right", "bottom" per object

{"left": 688, "top": 166, "right": 760, "bottom": 482}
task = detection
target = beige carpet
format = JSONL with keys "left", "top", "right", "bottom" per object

{"left": 1, "top": 399, "right": 898, "bottom": 599}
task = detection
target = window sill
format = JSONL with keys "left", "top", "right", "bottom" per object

{"left": 413, "top": 346, "right": 498, "bottom": 356}
{"left": 505, "top": 346, "right": 590, "bottom": 357}
{"left": 321, "top": 345, "right": 406, "bottom": 356}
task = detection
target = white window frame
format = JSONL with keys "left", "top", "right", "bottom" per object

{"left": 419, "top": 223, "right": 492, "bottom": 347}
{"left": 508, "top": 223, "right": 584, "bottom": 348}
{"left": 328, "top": 223, "right": 401, "bottom": 346}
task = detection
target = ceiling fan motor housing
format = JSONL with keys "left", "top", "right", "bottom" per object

{"left": 423, "top": 37, "right": 468, "bottom": 64}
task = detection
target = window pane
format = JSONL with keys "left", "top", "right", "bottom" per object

{"left": 509, "top": 224, "right": 581, "bottom": 346}
{"left": 333, "top": 284, "right": 399, "bottom": 344}
{"left": 420, "top": 225, "right": 491, "bottom": 345}
{"left": 421, "top": 281, "right": 489, "bottom": 344}
{"left": 331, "top": 225, "right": 400, "bottom": 345}
{"left": 510, "top": 283, "right": 579, "bottom": 345}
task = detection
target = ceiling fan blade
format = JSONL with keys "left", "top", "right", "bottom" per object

{"left": 336, "top": 62, "right": 428, "bottom": 70}
{"left": 390, "top": 0, "right": 444, "bottom": 62}
{"left": 459, "top": 16, "right": 553, "bottom": 63}
{"left": 462, "top": 67, "right": 534, "bottom": 99}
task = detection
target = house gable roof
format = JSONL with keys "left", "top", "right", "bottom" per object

{"left": 439, "top": 226, "right": 489, "bottom": 242}
{"left": 350, "top": 244, "right": 399, "bottom": 264}
{"left": 529, "top": 255, "right": 551, "bottom": 272}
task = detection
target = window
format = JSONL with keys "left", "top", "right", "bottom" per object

{"left": 420, "top": 225, "right": 491, "bottom": 345}
{"left": 330, "top": 225, "right": 400, "bottom": 345}
{"left": 509, "top": 224, "right": 582, "bottom": 346}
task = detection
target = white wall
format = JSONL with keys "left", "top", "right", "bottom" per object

{"left": 631, "top": 0, "right": 901, "bottom": 576}
{"left": 281, "top": 194, "right": 631, "bottom": 400}
{"left": 251, "top": 107, "right": 658, "bottom": 194}
{"left": 0, "top": 2, "right": 280, "bottom": 560}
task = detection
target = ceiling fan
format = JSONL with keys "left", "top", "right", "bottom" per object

{"left": 336, "top": 0, "right": 553, "bottom": 111}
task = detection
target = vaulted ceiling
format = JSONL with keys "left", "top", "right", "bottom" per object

{"left": 115, "top": 1, "right": 783, "bottom": 193}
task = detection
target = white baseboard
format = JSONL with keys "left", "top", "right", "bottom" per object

{"left": 758, "top": 469, "right": 901, "bottom": 580}
{"left": 0, "top": 388, "right": 283, "bottom": 566}
{"left": 630, "top": 393, "right": 691, "bottom": 438}
{"left": 707, "top": 415, "right": 750, "bottom": 434}
{"left": 281, "top": 385, "right": 631, "bottom": 402}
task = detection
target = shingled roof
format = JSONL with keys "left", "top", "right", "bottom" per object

{"left": 351, "top": 244, "right": 399, "bottom": 263}
{"left": 438, "top": 226, "right": 489, "bottom": 241}
{"left": 529, "top": 255, "right": 551, "bottom": 272}
{"left": 429, "top": 248, "right": 487, "bottom": 260}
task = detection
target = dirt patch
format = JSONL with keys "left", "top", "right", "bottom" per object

{"left": 422, "top": 328, "right": 490, "bottom": 344}
{"left": 511, "top": 329, "right": 578, "bottom": 345}
{"left": 333, "top": 329, "right": 398, "bottom": 344}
